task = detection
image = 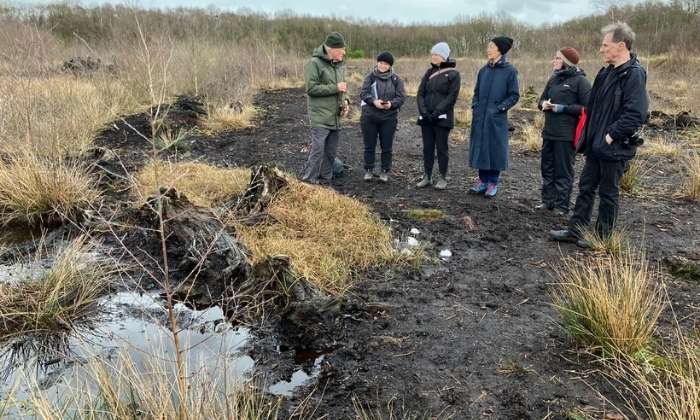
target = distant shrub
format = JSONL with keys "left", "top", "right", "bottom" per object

{"left": 346, "top": 48, "right": 366, "bottom": 59}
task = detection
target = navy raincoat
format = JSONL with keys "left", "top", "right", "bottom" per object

{"left": 469, "top": 56, "right": 520, "bottom": 171}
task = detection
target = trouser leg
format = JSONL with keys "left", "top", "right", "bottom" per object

{"left": 569, "top": 156, "right": 602, "bottom": 237}
{"left": 301, "top": 128, "right": 331, "bottom": 182}
{"left": 378, "top": 117, "right": 397, "bottom": 172}
{"left": 361, "top": 116, "right": 379, "bottom": 171}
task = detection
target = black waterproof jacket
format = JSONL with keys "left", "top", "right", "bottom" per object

{"left": 538, "top": 68, "right": 592, "bottom": 142}
{"left": 578, "top": 55, "right": 648, "bottom": 161}
{"left": 417, "top": 59, "right": 461, "bottom": 129}
{"left": 360, "top": 68, "right": 406, "bottom": 120}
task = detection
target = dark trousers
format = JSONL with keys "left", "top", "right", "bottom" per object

{"left": 569, "top": 156, "right": 626, "bottom": 238}
{"left": 478, "top": 169, "right": 501, "bottom": 184}
{"left": 361, "top": 115, "right": 397, "bottom": 172}
{"left": 421, "top": 125, "right": 450, "bottom": 177}
{"left": 541, "top": 139, "right": 576, "bottom": 211}
{"left": 300, "top": 128, "right": 340, "bottom": 182}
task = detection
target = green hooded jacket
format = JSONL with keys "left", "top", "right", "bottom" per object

{"left": 304, "top": 45, "right": 346, "bottom": 129}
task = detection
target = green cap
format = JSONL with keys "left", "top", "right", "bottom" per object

{"left": 325, "top": 32, "right": 346, "bottom": 48}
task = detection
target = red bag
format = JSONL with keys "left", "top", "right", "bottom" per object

{"left": 573, "top": 108, "right": 587, "bottom": 150}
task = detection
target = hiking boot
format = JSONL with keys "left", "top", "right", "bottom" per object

{"left": 485, "top": 183, "right": 498, "bottom": 198}
{"left": 416, "top": 175, "right": 432, "bottom": 188}
{"left": 434, "top": 176, "right": 448, "bottom": 190}
{"left": 469, "top": 180, "right": 488, "bottom": 194}
{"left": 549, "top": 229, "right": 579, "bottom": 243}
{"left": 363, "top": 170, "right": 373, "bottom": 181}
{"left": 536, "top": 203, "right": 554, "bottom": 211}
{"left": 379, "top": 171, "right": 389, "bottom": 183}
{"left": 576, "top": 239, "right": 592, "bottom": 249}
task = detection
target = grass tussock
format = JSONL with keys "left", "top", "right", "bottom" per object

{"left": 0, "top": 151, "right": 100, "bottom": 226}
{"left": 255, "top": 78, "right": 303, "bottom": 92}
{"left": 407, "top": 208, "right": 445, "bottom": 221}
{"left": 640, "top": 135, "right": 680, "bottom": 158}
{"left": 552, "top": 251, "right": 664, "bottom": 357}
{"left": 13, "top": 350, "right": 279, "bottom": 419}
{"left": 455, "top": 107, "right": 472, "bottom": 128}
{"left": 134, "top": 160, "right": 250, "bottom": 207}
{"left": 517, "top": 114, "right": 544, "bottom": 152}
{"left": 232, "top": 179, "right": 397, "bottom": 294}
{"left": 613, "top": 333, "right": 700, "bottom": 420}
{"left": 0, "top": 76, "right": 139, "bottom": 156}
{"left": 203, "top": 104, "right": 258, "bottom": 133}
{"left": 0, "top": 236, "right": 112, "bottom": 341}
{"left": 135, "top": 162, "right": 397, "bottom": 294}
{"left": 681, "top": 152, "right": 700, "bottom": 201}
{"left": 581, "top": 228, "right": 629, "bottom": 256}
{"left": 620, "top": 158, "right": 651, "bottom": 194}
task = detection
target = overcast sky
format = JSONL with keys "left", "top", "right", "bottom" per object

{"left": 10, "top": 0, "right": 647, "bottom": 25}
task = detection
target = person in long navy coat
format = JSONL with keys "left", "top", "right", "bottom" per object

{"left": 468, "top": 36, "right": 520, "bottom": 198}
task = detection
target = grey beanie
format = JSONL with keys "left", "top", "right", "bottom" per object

{"left": 430, "top": 42, "right": 450, "bottom": 60}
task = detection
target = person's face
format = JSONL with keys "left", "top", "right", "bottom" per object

{"left": 552, "top": 54, "right": 564, "bottom": 70}
{"left": 600, "top": 32, "right": 626, "bottom": 64}
{"left": 327, "top": 46, "right": 346, "bottom": 62}
{"left": 377, "top": 61, "right": 391, "bottom": 72}
{"left": 430, "top": 54, "right": 444, "bottom": 65}
{"left": 487, "top": 42, "right": 501, "bottom": 61}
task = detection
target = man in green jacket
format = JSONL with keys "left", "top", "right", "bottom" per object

{"left": 300, "top": 32, "right": 349, "bottom": 184}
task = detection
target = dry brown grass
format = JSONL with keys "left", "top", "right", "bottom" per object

{"left": 12, "top": 350, "right": 279, "bottom": 419}
{"left": 134, "top": 162, "right": 397, "bottom": 294}
{"left": 203, "top": 105, "right": 258, "bottom": 133}
{"left": 516, "top": 113, "right": 544, "bottom": 152}
{"left": 454, "top": 107, "right": 472, "bottom": 128}
{"left": 620, "top": 158, "right": 651, "bottom": 194}
{"left": 232, "top": 179, "right": 397, "bottom": 294}
{"left": 580, "top": 228, "right": 630, "bottom": 256}
{"left": 681, "top": 152, "right": 700, "bottom": 201}
{"left": 0, "top": 151, "right": 100, "bottom": 226}
{"left": 612, "top": 333, "right": 700, "bottom": 420}
{"left": 0, "top": 236, "right": 112, "bottom": 341}
{"left": 552, "top": 251, "right": 664, "bottom": 357}
{"left": 0, "top": 75, "right": 140, "bottom": 156}
{"left": 640, "top": 135, "right": 681, "bottom": 158}
{"left": 134, "top": 160, "right": 250, "bottom": 207}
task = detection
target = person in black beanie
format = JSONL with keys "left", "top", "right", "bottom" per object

{"left": 359, "top": 51, "right": 406, "bottom": 182}
{"left": 468, "top": 36, "right": 519, "bottom": 198}
{"left": 416, "top": 42, "right": 461, "bottom": 190}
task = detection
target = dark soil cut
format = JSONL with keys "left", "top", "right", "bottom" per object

{"left": 93, "top": 87, "right": 700, "bottom": 419}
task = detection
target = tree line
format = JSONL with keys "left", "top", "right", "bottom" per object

{"left": 1, "top": 1, "right": 698, "bottom": 57}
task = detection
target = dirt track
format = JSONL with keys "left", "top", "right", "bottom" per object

{"left": 95, "top": 87, "right": 699, "bottom": 419}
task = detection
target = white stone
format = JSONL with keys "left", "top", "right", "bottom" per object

{"left": 410, "top": 228, "right": 420, "bottom": 235}
{"left": 439, "top": 249, "right": 452, "bottom": 258}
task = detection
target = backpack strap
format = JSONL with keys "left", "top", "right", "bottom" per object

{"left": 428, "top": 68, "right": 456, "bottom": 80}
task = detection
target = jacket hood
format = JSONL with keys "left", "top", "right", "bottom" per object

{"left": 312, "top": 45, "right": 337, "bottom": 63}
{"left": 431, "top": 58, "right": 457, "bottom": 70}
{"left": 608, "top": 54, "right": 642, "bottom": 75}
{"left": 487, "top": 54, "right": 512, "bottom": 68}
{"left": 554, "top": 66, "right": 586, "bottom": 79}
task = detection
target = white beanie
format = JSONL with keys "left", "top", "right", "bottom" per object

{"left": 430, "top": 42, "right": 450, "bottom": 60}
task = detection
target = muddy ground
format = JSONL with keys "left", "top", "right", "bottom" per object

{"left": 87, "top": 87, "right": 698, "bottom": 419}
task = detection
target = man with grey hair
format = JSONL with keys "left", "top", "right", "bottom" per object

{"left": 550, "top": 22, "right": 648, "bottom": 247}
{"left": 300, "top": 32, "right": 350, "bottom": 184}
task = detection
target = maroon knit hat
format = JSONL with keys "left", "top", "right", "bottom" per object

{"left": 558, "top": 47, "right": 580, "bottom": 66}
